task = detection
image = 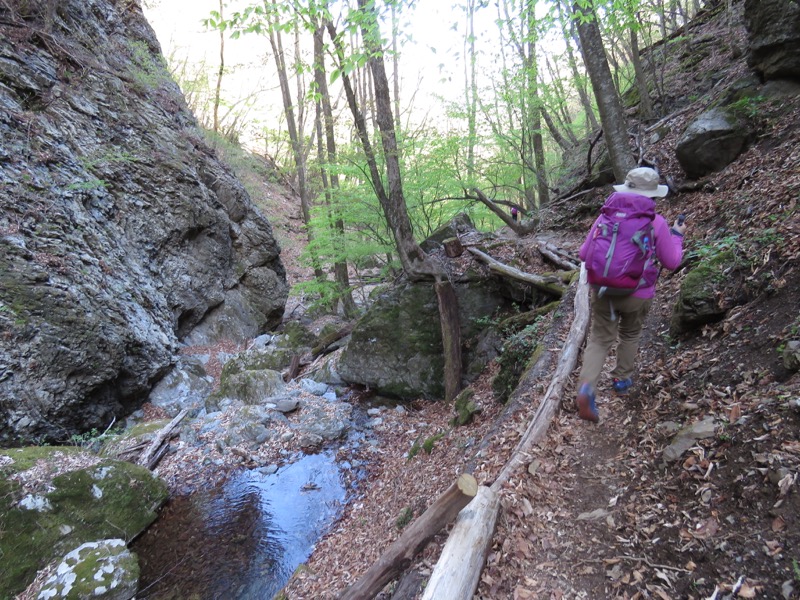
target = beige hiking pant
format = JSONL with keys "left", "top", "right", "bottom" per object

{"left": 578, "top": 290, "right": 653, "bottom": 389}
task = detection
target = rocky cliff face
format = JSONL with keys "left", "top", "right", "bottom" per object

{"left": 0, "top": 0, "right": 288, "bottom": 445}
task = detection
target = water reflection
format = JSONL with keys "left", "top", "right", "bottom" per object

{"left": 135, "top": 451, "right": 346, "bottom": 599}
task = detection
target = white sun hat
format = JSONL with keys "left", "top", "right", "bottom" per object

{"left": 613, "top": 167, "right": 669, "bottom": 198}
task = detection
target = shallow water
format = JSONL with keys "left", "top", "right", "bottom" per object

{"left": 134, "top": 451, "right": 346, "bottom": 599}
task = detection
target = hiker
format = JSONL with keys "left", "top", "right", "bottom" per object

{"left": 511, "top": 206, "right": 519, "bottom": 222}
{"left": 575, "top": 167, "right": 686, "bottom": 422}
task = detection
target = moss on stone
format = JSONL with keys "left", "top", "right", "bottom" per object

{"left": 492, "top": 323, "right": 544, "bottom": 403}
{"left": 0, "top": 451, "right": 168, "bottom": 598}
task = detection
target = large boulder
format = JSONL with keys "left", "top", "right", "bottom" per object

{"left": 0, "top": 446, "right": 168, "bottom": 598}
{"left": 0, "top": 0, "right": 288, "bottom": 444}
{"left": 670, "top": 250, "right": 738, "bottom": 334}
{"left": 744, "top": 0, "right": 800, "bottom": 80}
{"left": 676, "top": 108, "right": 751, "bottom": 178}
{"left": 337, "top": 279, "right": 515, "bottom": 399}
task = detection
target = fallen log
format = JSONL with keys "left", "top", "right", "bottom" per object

{"left": 137, "top": 409, "right": 188, "bottom": 470}
{"left": 419, "top": 485, "right": 501, "bottom": 600}
{"left": 421, "top": 266, "right": 591, "bottom": 600}
{"left": 339, "top": 473, "right": 478, "bottom": 600}
{"left": 467, "top": 247, "right": 565, "bottom": 297}
{"left": 311, "top": 323, "right": 354, "bottom": 358}
{"left": 538, "top": 241, "right": 580, "bottom": 271}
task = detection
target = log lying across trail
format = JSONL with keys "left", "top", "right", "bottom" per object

{"left": 467, "top": 247, "right": 567, "bottom": 297}
{"left": 421, "top": 266, "right": 591, "bottom": 600}
{"left": 339, "top": 473, "right": 478, "bottom": 600}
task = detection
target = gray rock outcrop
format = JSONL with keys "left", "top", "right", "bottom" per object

{"left": 676, "top": 108, "right": 750, "bottom": 178}
{"left": 338, "top": 279, "right": 515, "bottom": 399}
{"left": 0, "top": 1, "right": 288, "bottom": 444}
{"left": 744, "top": 0, "right": 800, "bottom": 80}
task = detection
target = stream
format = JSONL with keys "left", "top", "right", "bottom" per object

{"left": 133, "top": 450, "right": 349, "bottom": 599}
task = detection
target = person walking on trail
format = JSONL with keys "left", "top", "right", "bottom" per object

{"left": 511, "top": 206, "right": 519, "bottom": 222}
{"left": 575, "top": 167, "right": 687, "bottom": 422}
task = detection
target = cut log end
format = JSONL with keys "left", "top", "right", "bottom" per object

{"left": 457, "top": 473, "right": 478, "bottom": 497}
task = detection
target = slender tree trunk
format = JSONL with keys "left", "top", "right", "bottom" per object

{"left": 629, "top": 17, "right": 654, "bottom": 119}
{"left": 213, "top": 0, "right": 224, "bottom": 133}
{"left": 267, "top": 1, "right": 324, "bottom": 281}
{"left": 391, "top": 4, "right": 401, "bottom": 129}
{"left": 465, "top": 0, "right": 478, "bottom": 180}
{"left": 572, "top": 0, "right": 635, "bottom": 181}
{"left": 558, "top": 0, "right": 600, "bottom": 132}
{"left": 541, "top": 106, "right": 572, "bottom": 151}
{"left": 326, "top": 18, "right": 435, "bottom": 280}
{"left": 314, "top": 20, "right": 357, "bottom": 317}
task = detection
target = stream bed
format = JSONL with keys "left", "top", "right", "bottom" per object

{"left": 133, "top": 450, "right": 347, "bottom": 599}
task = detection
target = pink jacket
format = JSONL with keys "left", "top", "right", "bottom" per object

{"left": 579, "top": 212, "right": 683, "bottom": 299}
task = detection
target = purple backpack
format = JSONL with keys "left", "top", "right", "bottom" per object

{"left": 585, "top": 192, "right": 657, "bottom": 296}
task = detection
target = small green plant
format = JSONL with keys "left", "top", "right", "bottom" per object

{"left": 793, "top": 558, "right": 800, "bottom": 581}
{"left": 395, "top": 507, "right": 413, "bottom": 530}
{"left": 69, "top": 427, "right": 119, "bottom": 451}
{"left": 421, "top": 432, "right": 445, "bottom": 454}
{"left": 66, "top": 179, "right": 107, "bottom": 191}
{"left": 128, "top": 40, "right": 169, "bottom": 93}
{"left": 728, "top": 95, "right": 766, "bottom": 119}
{"left": 754, "top": 227, "right": 784, "bottom": 247}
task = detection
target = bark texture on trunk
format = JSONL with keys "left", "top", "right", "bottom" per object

{"left": 573, "top": 0, "right": 636, "bottom": 180}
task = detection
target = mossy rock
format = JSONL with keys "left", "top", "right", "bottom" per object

{"left": 277, "top": 320, "right": 317, "bottom": 349}
{"left": 452, "top": 388, "right": 481, "bottom": 426}
{"left": 0, "top": 447, "right": 168, "bottom": 598}
{"left": 220, "top": 349, "right": 296, "bottom": 379}
{"left": 36, "top": 539, "right": 139, "bottom": 600}
{"left": 492, "top": 324, "right": 545, "bottom": 403}
{"left": 670, "top": 250, "right": 737, "bottom": 335}
{"left": 209, "top": 368, "right": 286, "bottom": 408}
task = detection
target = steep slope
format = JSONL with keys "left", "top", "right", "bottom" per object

{"left": 0, "top": 1, "right": 288, "bottom": 445}
{"left": 283, "top": 2, "right": 800, "bottom": 599}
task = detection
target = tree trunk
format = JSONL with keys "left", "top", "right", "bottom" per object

{"left": 339, "top": 474, "right": 479, "bottom": 600}
{"left": 435, "top": 280, "right": 462, "bottom": 402}
{"left": 465, "top": 0, "right": 478, "bottom": 179}
{"left": 572, "top": 0, "right": 636, "bottom": 181}
{"left": 267, "top": 1, "right": 324, "bottom": 281}
{"left": 213, "top": 0, "right": 224, "bottom": 133}
{"left": 629, "top": 18, "right": 654, "bottom": 120}
{"left": 314, "top": 19, "right": 357, "bottom": 317}
{"left": 557, "top": 0, "right": 600, "bottom": 132}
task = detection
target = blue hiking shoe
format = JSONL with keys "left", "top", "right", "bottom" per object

{"left": 612, "top": 378, "right": 634, "bottom": 394}
{"left": 575, "top": 383, "right": 599, "bottom": 422}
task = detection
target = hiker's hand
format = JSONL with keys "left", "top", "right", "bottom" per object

{"left": 672, "top": 220, "right": 687, "bottom": 236}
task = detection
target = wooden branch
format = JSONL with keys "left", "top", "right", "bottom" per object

{"left": 137, "top": 409, "right": 188, "bottom": 469}
{"left": 469, "top": 188, "right": 537, "bottom": 236}
{"left": 467, "top": 247, "right": 565, "bottom": 297}
{"left": 419, "top": 267, "right": 590, "bottom": 600}
{"left": 311, "top": 323, "right": 354, "bottom": 358}
{"left": 420, "top": 486, "right": 501, "bottom": 600}
{"left": 339, "top": 473, "right": 478, "bottom": 600}
{"left": 538, "top": 241, "right": 580, "bottom": 271}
